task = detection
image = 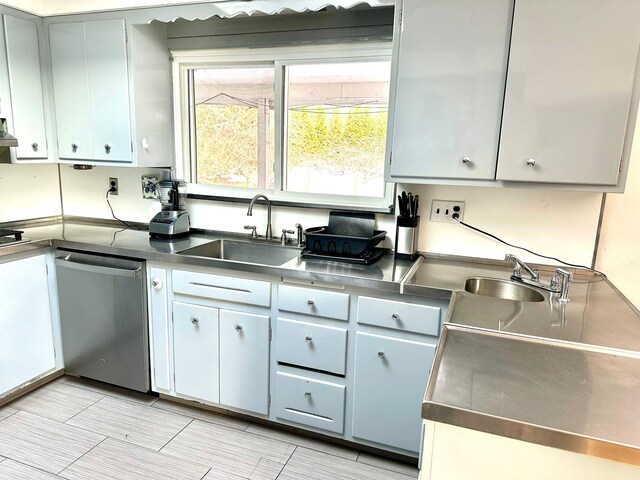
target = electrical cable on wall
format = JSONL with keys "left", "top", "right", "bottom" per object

{"left": 105, "top": 188, "right": 141, "bottom": 231}
{"left": 454, "top": 216, "right": 606, "bottom": 278}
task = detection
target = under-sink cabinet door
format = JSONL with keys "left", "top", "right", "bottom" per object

{"left": 148, "top": 268, "right": 170, "bottom": 392}
{"left": 219, "top": 310, "right": 270, "bottom": 415}
{"left": 352, "top": 332, "right": 436, "bottom": 452}
{"left": 173, "top": 302, "right": 219, "bottom": 404}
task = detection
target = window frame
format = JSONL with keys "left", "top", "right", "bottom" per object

{"left": 172, "top": 42, "right": 395, "bottom": 212}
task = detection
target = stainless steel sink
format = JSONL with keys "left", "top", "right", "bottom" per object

{"left": 465, "top": 277, "right": 545, "bottom": 302}
{"left": 178, "top": 239, "right": 300, "bottom": 266}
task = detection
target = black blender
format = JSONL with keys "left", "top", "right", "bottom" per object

{"left": 148, "top": 180, "right": 190, "bottom": 238}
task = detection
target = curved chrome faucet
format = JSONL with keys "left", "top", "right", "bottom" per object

{"left": 247, "top": 194, "right": 273, "bottom": 239}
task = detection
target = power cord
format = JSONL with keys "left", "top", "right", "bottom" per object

{"left": 105, "top": 188, "right": 141, "bottom": 231}
{"left": 455, "top": 217, "right": 607, "bottom": 278}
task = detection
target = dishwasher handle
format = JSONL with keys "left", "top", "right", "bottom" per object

{"left": 55, "top": 257, "right": 142, "bottom": 278}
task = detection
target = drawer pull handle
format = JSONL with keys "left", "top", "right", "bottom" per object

{"left": 151, "top": 278, "right": 163, "bottom": 290}
{"left": 191, "top": 317, "right": 199, "bottom": 325}
{"left": 71, "top": 143, "right": 78, "bottom": 153}
{"left": 31, "top": 142, "right": 38, "bottom": 151}
{"left": 235, "top": 324, "right": 243, "bottom": 332}
{"left": 304, "top": 391, "right": 311, "bottom": 398}
{"left": 307, "top": 300, "right": 315, "bottom": 307}
{"left": 305, "top": 335, "right": 313, "bottom": 343}
{"left": 105, "top": 144, "right": 112, "bottom": 154}
{"left": 391, "top": 313, "right": 400, "bottom": 321}
{"left": 377, "top": 351, "right": 385, "bottom": 358}
{"left": 526, "top": 158, "right": 536, "bottom": 167}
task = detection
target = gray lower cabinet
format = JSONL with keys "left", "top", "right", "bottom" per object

{"left": 173, "top": 301, "right": 220, "bottom": 404}
{"left": 219, "top": 310, "right": 270, "bottom": 415}
{"left": 351, "top": 332, "right": 436, "bottom": 452}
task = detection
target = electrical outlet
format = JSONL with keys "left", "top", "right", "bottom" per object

{"left": 109, "top": 177, "right": 118, "bottom": 195}
{"left": 430, "top": 200, "right": 465, "bottom": 223}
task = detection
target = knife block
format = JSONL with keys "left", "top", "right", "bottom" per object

{"left": 395, "top": 216, "right": 420, "bottom": 261}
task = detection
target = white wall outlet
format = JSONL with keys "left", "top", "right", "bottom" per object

{"left": 430, "top": 200, "right": 465, "bottom": 223}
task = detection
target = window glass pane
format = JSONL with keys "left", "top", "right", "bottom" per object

{"left": 194, "top": 67, "right": 275, "bottom": 189}
{"left": 286, "top": 61, "right": 390, "bottom": 197}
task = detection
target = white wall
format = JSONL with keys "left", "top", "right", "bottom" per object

{"left": 0, "top": 163, "right": 61, "bottom": 223}
{"left": 406, "top": 184, "right": 603, "bottom": 266}
{"left": 59, "top": 165, "right": 603, "bottom": 266}
{"left": 596, "top": 112, "right": 640, "bottom": 308}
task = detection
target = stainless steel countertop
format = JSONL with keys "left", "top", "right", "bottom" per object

{"left": 408, "top": 256, "right": 640, "bottom": 466}
{"left": 424, "top": 325, "right": 640, "bottom": 466}
{"left": 2, "top": 220, "right": 415, "bottom": 293}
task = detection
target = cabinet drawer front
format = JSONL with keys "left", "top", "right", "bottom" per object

{"left": 278, "top": 285, "right": 349, "bottom": 320}
{"left": 173, "top": 270, "right": 271, "bottom": 307}
{"left": 275, "top": 318, "right": 347, "bottom": 375}
{"left": 352, "top": 332, "right": 436, "bottom": 452}
{"left": 274, "top": 371, "right": 345, "bottom": 434}
{"left": 173, "top": 302, "right": 219, "bottom": 404}
{"left": 357, "top": 297, "right": 441, "bottom": 337}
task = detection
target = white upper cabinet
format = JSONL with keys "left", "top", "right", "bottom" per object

{"left": 50, "top": 19, "right": 131, "bottom": 163}
{"left": 3, "top": 15, "right": 48, "bottom": 160}
{"left": 497, "top": 0, "right": 640, "bottom": 186}
{"left": 387, "top": 0, "right": 512, "bottom": 180}
{"left": 48, "top": 19, "right": 173, "bottom": 167}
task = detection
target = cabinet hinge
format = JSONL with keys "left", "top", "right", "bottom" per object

{"left": 398, "top": 7, "right": 402, "bottom": 26}
{"left": 124, "top": 28, "right": 128, "bottom": 43}
{"left": 268, "top": 394, "right": 271, "bottom": 407}
{"left": 389, "top": 151, "right": 393, "bottom": 165}
{"left": 619, "top": 155, "right": 624, "bottom": 173}
{"left": 45, "top": 263, "right": 49, "bottom": 275}
{"left": 131, "top": 142, "right": 134, "bottom": 153}
{"left": 269, "top": 326, "right": 272, "bottom": 341}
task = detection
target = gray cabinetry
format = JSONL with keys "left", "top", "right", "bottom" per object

{"left": 352, "top": 332, "right": 436, "bottom": 452}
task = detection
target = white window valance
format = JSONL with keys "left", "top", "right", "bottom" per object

{"left": 145, "top": 0, "right": 394, "bottom": 23}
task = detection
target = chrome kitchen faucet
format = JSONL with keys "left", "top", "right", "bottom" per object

{"left": 505, "top": 254, "right": 573, "bottom": 303}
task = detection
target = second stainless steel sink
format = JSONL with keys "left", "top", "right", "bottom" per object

{"left": 465, "top": 277, "right": 545, "bottom": 302}
{"left": 178, "top": 239, "right": 300, "bottom": 266}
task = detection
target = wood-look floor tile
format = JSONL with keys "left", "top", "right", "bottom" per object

{"left": 8, "top": 381, "right": 104, "bottom": 422}
{"left": 356, "top": 453, "right": 419, "bottom": 477}
{"left": 0, "top": 459, "right": 60, "bottom": 479}
{"left": 249, "top": 457, "right": 285, "bottom": 480}
{"left": 245, "top": 423, "right": 358, "bottom": 461}
{"left": 161, "top": 419, "right": 291, "bottom": 478}
{"left": 0, "top": 411, "right": 105, "bottom": 474}
{"left": 202, "top": 468, "right": 246, "bottom": 480}
{"left": 152, "top": 399, "right": 249, "bottom": 431}
{"left": 278, "top": 447, "right": 417, "bottom": 480}
{"left": 0, "top": 407, "right": 17, "bottom": 421}
{"left": 58, "top": 376, "right": 157, "bottom": 405}
{"left": 59, "top": 437, "right": 210, "bottom": 480}
{"left": 65, "top": 396, "right": 191, "bottom": 451}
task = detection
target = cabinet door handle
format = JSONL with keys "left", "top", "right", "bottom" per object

{"left": 304, "top": 391, "right": 311, "bottom": 398}
{"left": 71, "top": 143, "right": 78, "bottom": 153}
{"left": 307, "top": 300, "right": 315, "bottom": 307}
{"left": 31, "top": 142, "right": 38, "bottom": 151}
{"left": 305, "top": 335, "right": 313, "bottom": 343}
{"left": 235, "top": 324, "right": 243, "bottom": 332}
{"left": 526, "top": 158, "right": 536, "bottom": 167}
{"left": 377, "top": 351, "right": 385, "bottom": 358}
{"left": 191, "top": 317, "right": 199, "bottom": 325}
{"left": 151, "top": 278, "right": 163, "bottom": 290}
{"left": 391, "top": 313, "right": 400, "bottom": 321}
{"left": 105, "top": 144, "right": 111, "bottom": 154}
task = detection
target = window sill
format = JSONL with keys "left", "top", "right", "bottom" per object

{"left": 187, "top": 193, "right": 395, "bottom": 214}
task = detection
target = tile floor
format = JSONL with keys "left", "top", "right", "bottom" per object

{"left": 0, "top": 376, "right": 419, "bottom": 479}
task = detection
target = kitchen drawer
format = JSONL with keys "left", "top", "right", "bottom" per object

{"left": 278, "top": 285, "right": 349, "bottom": 321}
{"left": 357, "top": 296, "right": 441, "bottom": 337}
{"left": 276, "top": 318, "right": 347, "bottom": 375}
{"left": 274, "top": 371, "right": 345, "bottom": 434}
{"left": 173, "top": 270, "right": 271, "bottom": 307}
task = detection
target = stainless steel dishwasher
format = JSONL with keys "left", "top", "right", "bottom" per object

{"left": 55, "top": 250, "right": 150, "bottom": 392}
